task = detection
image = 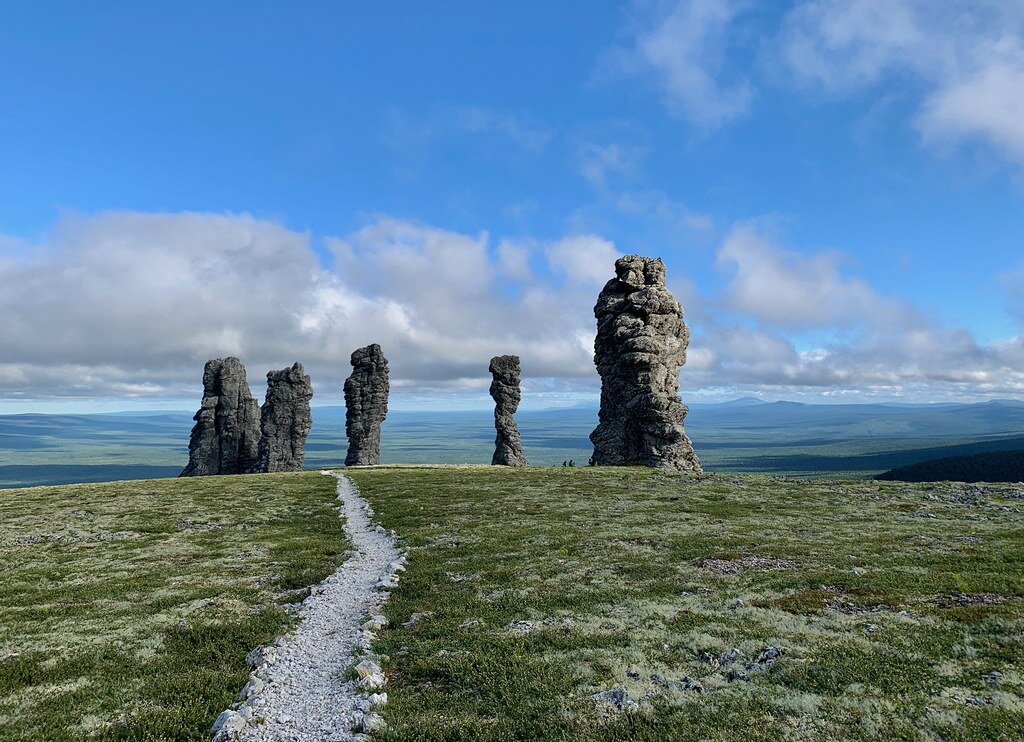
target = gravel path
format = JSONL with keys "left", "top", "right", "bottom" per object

{"left": 214, "top": 471, "right": 402, "bottom": 741}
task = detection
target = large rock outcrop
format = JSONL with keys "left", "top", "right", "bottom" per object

{"left": 180, "top": 357, "right": 260, "bottom": 477}
{"left": 252, "top": 363, "right": 313, "bottom": 473}
{"left": 489, "top": 355, "right": 528, "bottom": 466}
{"left": 344, "top": 344, "right": 389, "bottom": 466}
{"left": 589, "top": 255, "right": 702, "bottom": 472}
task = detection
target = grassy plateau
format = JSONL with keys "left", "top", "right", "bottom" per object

{"left": 2, "top": 466, "right": 1022, "bottom": 740}
{"left": 347, "top": 466, "right": 1024, "bottom": 741}
{"left": 0, "top": 472, "right": 348, "bottom": 740}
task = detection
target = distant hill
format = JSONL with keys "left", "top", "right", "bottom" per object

{"left": 877, "top": 450, "right": 1024, "bottom": 483}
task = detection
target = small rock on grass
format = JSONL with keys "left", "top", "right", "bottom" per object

{"left": 402, "top": 611, "right": 430, "bottom": 628}
{"left": 211, "top": 710, "right": 246, "bottom": 739}
{"left": 718, "top": 648, "right": 743, "bottom": 666}
{"left": 362, "top": 712, "right": 387, "bottom": 732}
{"left": 355, "top": 659, "right": 382, "bottom": 679}
{"left": 241, "top": 676, "right": 265, "bottom": 698}
{"left": 652, "top": 673, "right": 703, "bottom": 692}
{"left": 507, "top": 619, "right": 536, "bottom": 634}
{"left": 359, "top": 673, "right": 387, "bottom": 690}
{"left": 590, "top": 686, "right": 639, "bottom": 710}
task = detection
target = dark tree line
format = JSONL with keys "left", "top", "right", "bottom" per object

{"left": 877, "top": 450, "right": 1024, "bottom": 483}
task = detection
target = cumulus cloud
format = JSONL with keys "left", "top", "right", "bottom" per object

{"left": 3, "top": 211, "right": 1023, "bottom": 405}
{"left": 716, "top": 225, "right": 917, "bottom": 329}
{"left": 689, "top": 223, "right": 1024, "bottom": 399}
{"left": 0, "top": 212, "right": 605, "bottom": 402}
{"left": 545, "top": 235, "right": 621, "bottom": 286}
{"left": 617, "top": 0, "right": 755, "bottom": 129}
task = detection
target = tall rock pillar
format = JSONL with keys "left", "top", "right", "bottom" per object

{"left": 344, "top": 344, "right": 389, "bottom": 466}
{"left": 489, "top": 355, "right": 528, "bottom": 467}
{"left": 180, "top": 357, "right": 260, "bottom": 476}
{"left": 252, "top": 363, "right": 313, "bottom": 473}
{"left": 589, "top": 255, "right": 702, "bottom": 472}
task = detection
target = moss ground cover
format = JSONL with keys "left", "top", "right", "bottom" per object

{"left": 347, "top": 466, "right": 1024, "bottom": 741}
{"left": 0, "top": 471, "right": 347, "bottom": 740}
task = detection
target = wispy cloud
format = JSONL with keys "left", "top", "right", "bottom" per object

{"left": 385, "top": 104, "right": 553, "bottom": 157}
{"left": 612, "top": 0, "right": 755, "bottom": 129}
{"left": 779, "top": 0, "right": 1024, "bottom": 165}
{"left": 612, "top": 0, "right": 1024, "bottom": 168}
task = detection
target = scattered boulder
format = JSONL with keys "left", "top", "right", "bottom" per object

{"left": 590, "top": 686, "right": 639, "bottom": 711}
{"left": 344, "top": 344, "right": 389, "bottom": 466}
{"left": 180, "top": 357, "right": 260, "bottom": 476}
{"left": 589, "top": 255, "right": 702, "bottom": 471}
{"left": 251, "top": 363, "right": 313, "bottom": 473}
{"left": 489, "top": 355, "right": 528, "bottom": 466}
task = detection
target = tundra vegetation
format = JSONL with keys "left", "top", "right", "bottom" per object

{"left": 0, "top": 472, "right": 347, "bottom": 740}
{"left": 2, "top": 467, "right": 1022, "bottom": 740}
{"left": 348, "top": 466, "right": 1023, "bottom": 740}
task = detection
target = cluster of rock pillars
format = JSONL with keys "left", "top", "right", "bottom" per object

{"left": 180, "top": 254, "right": 702, "bottom": 476}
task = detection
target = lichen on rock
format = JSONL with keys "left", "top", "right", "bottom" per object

{"left": 589, "top": 254, "right": 701, "bottom": 472}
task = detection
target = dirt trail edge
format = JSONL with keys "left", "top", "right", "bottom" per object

{"left": 213, "top": 471, "right": 403, "bottom": 741}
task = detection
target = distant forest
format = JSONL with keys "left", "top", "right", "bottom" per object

{"left": 877, "top": 450, "right": 1024, "bottom": 483}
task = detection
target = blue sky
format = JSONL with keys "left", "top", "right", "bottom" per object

{"left": 2, "top": 1, "right": 1024, "bottom": 411}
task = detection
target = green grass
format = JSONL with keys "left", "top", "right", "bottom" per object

{"left": 0, "top": 471, "right": 348, "bottom": 740}
{"left": 347, "top": 466, "right": 1024, "bottom": 741}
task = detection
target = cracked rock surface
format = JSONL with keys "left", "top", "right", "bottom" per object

{"left": 252, "top": 363, "right": 313, "bottom": 473}
{"left": 489, "top": 355, "right": 527, "bottom": 466}
{"left": 180, "top": 357, "right": 260, "bottom": 477}
{"left": 589, "top": 255, "right": 701, "bottom": 472}
{"left": 344, "top": 345, "right": 389, "bottom": 467}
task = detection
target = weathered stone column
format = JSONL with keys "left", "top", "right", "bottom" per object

{"left": 252, "top": 363, "right": 313, "bottom": 473}
{"left": 489, "top": 355, "right": 528, "bottom": 466}
{"left": 180, "top": 357, "right": 260, "bottom": 476}
{"left": 344, "top": 344, "right": 389, "bottom": 466}
{"left": 589, "top": 255, "right": 701, "bottom": 472}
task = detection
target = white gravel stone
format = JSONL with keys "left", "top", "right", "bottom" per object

{"left": 229, "top": 472, "right": 400, "bottom": 742}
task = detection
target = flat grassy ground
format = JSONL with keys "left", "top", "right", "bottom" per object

{"left": 348, "top": 466, "right": 1024, "bottom": 741}
{"left": 0, "top": 471, "right": 347, "bottom": 740}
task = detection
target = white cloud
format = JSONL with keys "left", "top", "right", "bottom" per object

{"left": 779, "top": 0, "right": 1024, "bottom": 165}
{"left": 619, "top": 0, "right": 755, "bottom": 129}
{"left": 616, "top": 1, "right": 1024, "bottom": 167}
{"left": 3, "top": 211, "right": 1024, "bottom": 406}
{"left": 919, "top": 54, "right": 1024, "bottom": 162}
{"left": 716, "top": 225, "right": 916, "bottom": 329}
{"left": 495, "top": 239, "right": 534, "bottom": 280}
{"left": 0, "top": 212, "right": 609, "bottom": 402}
{"left": 545, "top": 235, "right": 621, "bottom": 286}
